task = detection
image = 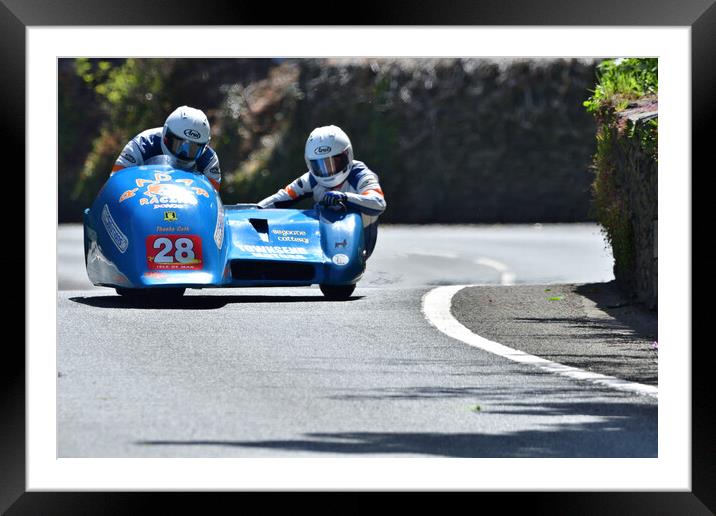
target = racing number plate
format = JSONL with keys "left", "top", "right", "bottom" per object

{"left": 146, "top": 234, "right": 203, "bottom": 270}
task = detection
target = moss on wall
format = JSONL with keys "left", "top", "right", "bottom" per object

{"left": 586, "top": 58, "right": 658, "bottom": 308}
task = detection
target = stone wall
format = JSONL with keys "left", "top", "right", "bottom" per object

{"left": 592, "top": 98, "right": 658, "bottom": 309}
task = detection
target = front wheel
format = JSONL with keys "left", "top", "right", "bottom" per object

{"left": 319, "top": 284, "right": 356, "bottom": 300}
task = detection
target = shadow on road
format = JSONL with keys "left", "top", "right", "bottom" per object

{"left": 512, "top": 317, "right": 651, "bottom": 342}
{"left": 324, "top": 382, "right": 653, "bottom": 403}
{"left": 133, "top": 380, "right": 656, "bottom": 457}
{"left": 452, "top": 281, "right": 658, "bottom": 386}
{"left": 134, "top": 398, "right": 656, "bottom": 457}
{"left": 575, "top": 281, "right": 657, "bottom": 339}
{"left": 69, "top": 294, "right": 364, "bottom": 310}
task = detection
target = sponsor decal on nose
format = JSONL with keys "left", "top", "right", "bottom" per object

{"left": 332, "top": 254, "right": 349, "bottom": 265}
{"left": 147, "top": 184, "right": 165, "bottom": 195}
{"left": 101, "top": 204, "right": 129, "bottom": 253}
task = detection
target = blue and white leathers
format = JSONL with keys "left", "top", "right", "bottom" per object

{"left": 112, "top": 127, "right": 222, "bottom": 190}
{"left": 258, "top": 161, "right": 386, "bottom": 257}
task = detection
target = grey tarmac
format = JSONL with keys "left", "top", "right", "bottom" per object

{"left": 56, "top": 223, "right": 656, "bottom": 457}
{"left": 452, "top": 282, "right": 657, "bottom": 386}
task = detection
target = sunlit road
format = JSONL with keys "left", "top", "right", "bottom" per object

{"left": 59, "top": 223, "right": 615, "bottom": 290}
{"left": 57, "top": 223, "right": 657, "bottom": 458}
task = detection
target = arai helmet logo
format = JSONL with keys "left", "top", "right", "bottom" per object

{"left": 183, "top": 128, "right": 201, "bottom": 139}
{"left": 316, "top": 145, "right": 332, "bottom": 154}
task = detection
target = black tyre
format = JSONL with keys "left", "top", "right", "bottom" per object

{"left": 319, "top": 284, "right": 356, "bottom": 300}
{"left": 115, "top": 287, "right": 186, "bottom": 300}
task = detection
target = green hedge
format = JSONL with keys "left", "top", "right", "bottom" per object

{"left": 222, "top": 59, "right": 600, "bottom": 223}
{"left": 58, "top": 58, "right": 274, "bottom": 222}
{"left": 585, "top": 58, "right": 658, "bottom": 305}
{"left": 60, "top": 58, "right": 599, "bottom": 224}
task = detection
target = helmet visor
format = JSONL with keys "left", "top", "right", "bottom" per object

{"left": 308, "top": 150, "right": 350, "bottom": 178}
{"left": 165, "top": 129, "right": 206, "bottom": 161}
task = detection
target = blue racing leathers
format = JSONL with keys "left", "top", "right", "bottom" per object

{"left": 111, "top": 127, "right": 222, "bottom": 191}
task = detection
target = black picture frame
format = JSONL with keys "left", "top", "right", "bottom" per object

{"left": 5, "top": 0, "right": 710, "bottom": 512}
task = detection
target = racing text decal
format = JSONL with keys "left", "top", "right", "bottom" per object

{"left": 214, "top": 201, "right": 225, "bottom": 249}
{"left": 118, "top": 173, "right": 208, "bottom": 209}
{"left": 271, "top": 229, "right": 309, "bottom": 244}
{"left": 101, "top": 204, "right": 129, "bottom": 253}
{"left": 237, "top": 245, "right": 309, "bottom": 260}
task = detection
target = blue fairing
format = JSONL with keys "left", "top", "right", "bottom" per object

{"left": 83, "top": 164, "right": 366, "bottom": 290}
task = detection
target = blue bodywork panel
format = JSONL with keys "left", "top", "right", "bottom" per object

{"left": 83, "top": 164, "right": 366, "bottom": 290}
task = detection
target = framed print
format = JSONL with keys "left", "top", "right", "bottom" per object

{"left": 5, "top": 0, "right": 711, "bottom": 512}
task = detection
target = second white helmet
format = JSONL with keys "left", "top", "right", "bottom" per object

{"left": 161, "top": 105, "right": 211, "bottom": 163}
{"left": 304, "top": 125, "right": 354, "bottom": 188}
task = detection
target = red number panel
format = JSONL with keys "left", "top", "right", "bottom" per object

{"left": 146, "top": 234, "right": 203, "bottom": 270}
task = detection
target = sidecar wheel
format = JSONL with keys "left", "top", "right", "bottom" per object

{"left": 319, "top": 284, "right": 356, "bottom": 300}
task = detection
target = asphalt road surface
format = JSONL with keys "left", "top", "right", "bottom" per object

{"left": 57, "top": 223, "right": 657, "bottom": 457}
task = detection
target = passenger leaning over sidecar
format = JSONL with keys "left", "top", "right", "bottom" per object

{"left": 110, "top": 105, "right": 222, "bottom": 192}
{"left": 258, "top": 125, "right": 387, "bottom": 258}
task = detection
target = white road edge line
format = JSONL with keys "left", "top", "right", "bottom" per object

{"left": 421, "top": 284, "right": 658, "bottom": 399}
{"left": 473, "top": 258, "right": 516, "bottom": 286}
{"left": 406, "top": 250, "right": 460, "bottom": 259}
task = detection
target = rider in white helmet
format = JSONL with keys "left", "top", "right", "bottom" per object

{"left": 258, "top": 125, "right": 386, "bottom": 258}
{"left": 111, "top": 105, "right": 222, "bottom": 191}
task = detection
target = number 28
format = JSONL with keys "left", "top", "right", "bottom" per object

{"left": 153, "top": 237, "right": 195, "bottom": 263}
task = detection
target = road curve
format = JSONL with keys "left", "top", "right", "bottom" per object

{"left": 57, "top": 223, "right": 657, "bottom": 457}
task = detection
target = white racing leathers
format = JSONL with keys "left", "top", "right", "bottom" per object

{"left": 258, "top": 161, "right": 386, "bottom": 258}
{"left": 111, "top": 127, "right": 222, "bottom": 190}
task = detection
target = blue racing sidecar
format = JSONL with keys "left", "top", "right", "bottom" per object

{"left": 83, "top": 161, "right": 367, "bottom": 300}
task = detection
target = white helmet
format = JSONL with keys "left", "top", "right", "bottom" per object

{"left": 304, "top": 125, "right": 354, "bottom": 188}
{"left": 161, "top": 106, "right": 211, "bottom": 164}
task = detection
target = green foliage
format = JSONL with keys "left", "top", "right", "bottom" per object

{"left": 583, "top": 58, "right": 658, "bottom": 113}
{"left": 59, "top": 58, "right": 601, "bottom": 223}
{"left": 69, "top": 59, "right": 174, "bottom": 208}
{"left": 59, "top": 59, "right": 108, "bottom": 221}
{"left": 634, "top": 117, "right": 658, "bottom": 162}
{"left": 77, "top": 58, "right": 172, "bottom": 129}
{"left": 228, "top": 58, "right": 598, "bottom": 223}
{"left": 591, "top": 124, "right": 635, "bottom": 277}
{"left": 585, "top": 58, "right": 658, "bottom": 297}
